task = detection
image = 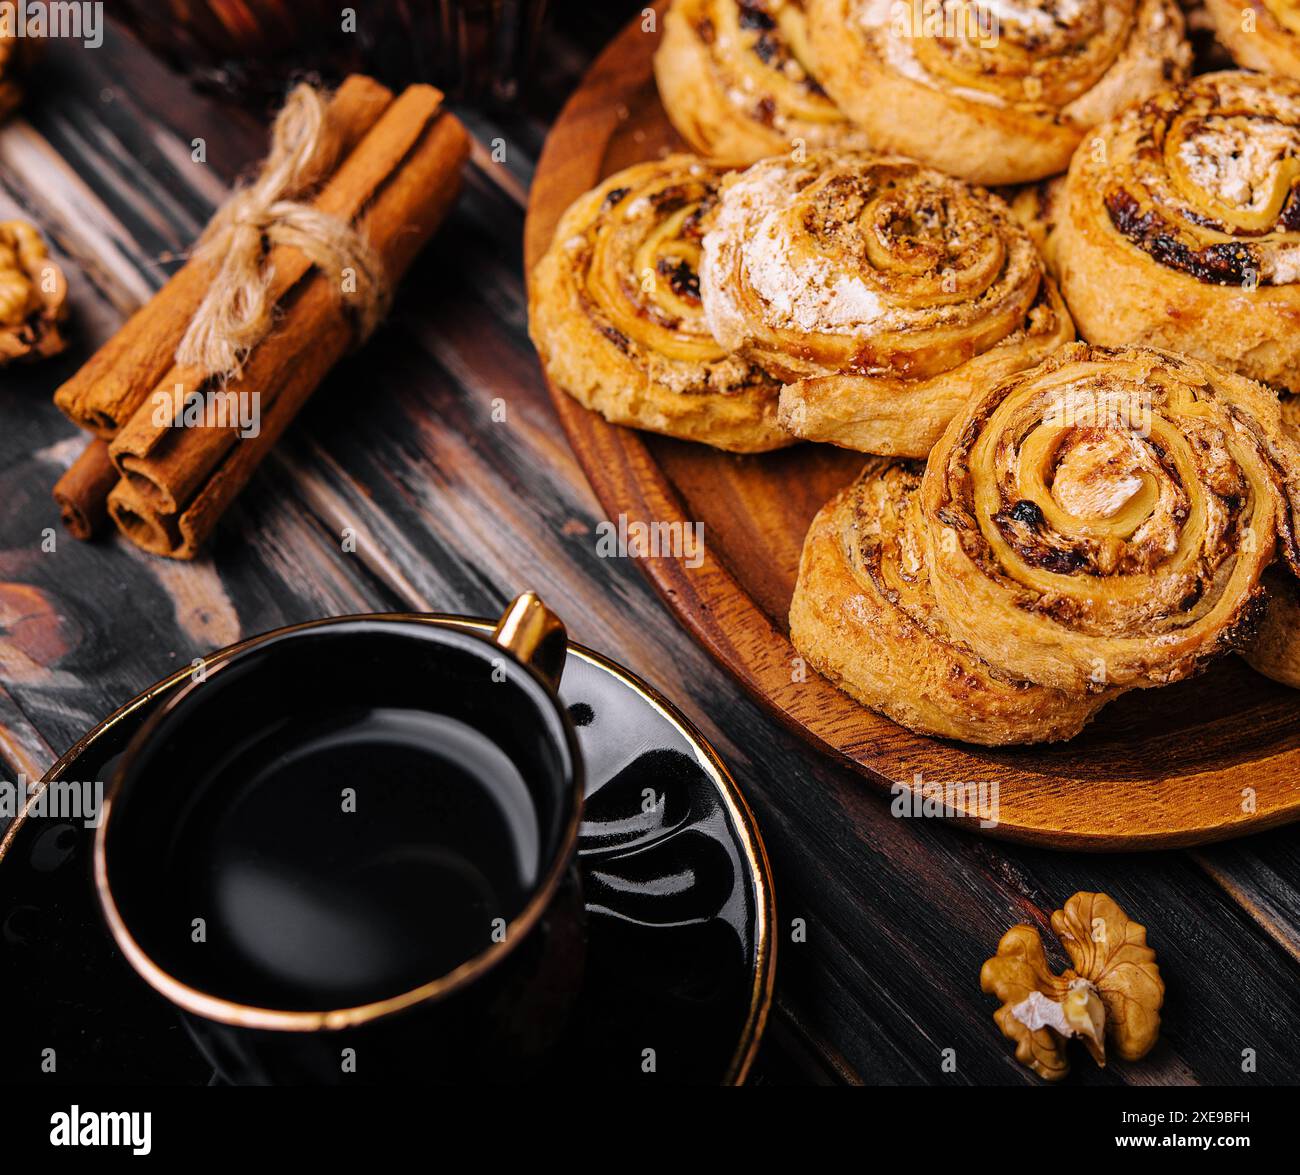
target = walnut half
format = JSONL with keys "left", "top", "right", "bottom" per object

{"left": 980, "top": 892, "right": 1165, "bottom": 1081}
{"left": 0, "top": 220, "right": 68, "bottom": 364}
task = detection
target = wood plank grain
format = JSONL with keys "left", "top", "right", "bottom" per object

{"left": 0, "top": 16, "right": 1296, "bottom": 1086}
{"left": 739, "top": 723, "right": 1300, "bottom": 1083}
{"left": 1194, "top": 834, "right": 1300, "bottom": 965}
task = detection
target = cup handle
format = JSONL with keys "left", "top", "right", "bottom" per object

{"left": 491, "top": 591, "right": 568, "bottom": 691}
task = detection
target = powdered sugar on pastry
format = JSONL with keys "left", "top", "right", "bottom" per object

{"left": 743, "top": 217, "right": 890, "bottom": 331}
{"left": 700, "top": 150, "right": 1056, "bottom": 411}
{"left": 1177, "top": 119, "right": 1300, "bottom": 212}
{"left": 1267, "top": 252, "right": 1300, "bottom": 285}
{"left": 702, "top": 156, "right": 901, "bottom": 343}
{"left": 979, "top": 0, "right": 1089, "bottom": 29}
{"left": 701, "top": 158, "right": 792, "bottom": 349}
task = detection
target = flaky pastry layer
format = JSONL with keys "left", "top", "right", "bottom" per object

{"left": 701, "top": 151, "right": 1072, "bottom": 455}
{"left": 655, "top": 0, "right": 870, "bottom": 167}
{"left": 790, "top": 459, "right": 1116, "bottom": 743}
{"left": 922, "top": 343, "right": 1300, "bottom": 692}
{"left": 1056, "top": 71, "right": 1300, "bottom": 391}
{"left": 529, "top": 155, "right": 791, "bottom": 452}
{"left": 806, "top": 0, "right": 1190, "bottom": 184}
{"left": 1205, "top": 0, "right": 1300, "bottom": 77}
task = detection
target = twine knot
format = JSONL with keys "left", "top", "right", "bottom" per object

{"left": 175, "top": 84, "right": 389, "bottom": 381}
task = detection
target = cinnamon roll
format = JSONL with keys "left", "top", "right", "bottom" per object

{"left": 700, "top": 152, "right": 1073, "bottom": 456}
{"left": 921, "top": 343, "right": 1300, "bottom": 693}
{"left": 805, "top": 0, "right": 1191, "bottom": 184}
{"left": 654, "top": 0, "right": 870, "bottom": 168}
{"left": 1054, "top": 71, "right": 1300, "bottom": 390}
{"left": 790, "top": 460, "right": 1116, "bottom": 743}
{"left": 529, "top": 157, "right": 791, "bottom": 452}
{"left": 1205, "top": 0, "right": 1300, "bottom": 77}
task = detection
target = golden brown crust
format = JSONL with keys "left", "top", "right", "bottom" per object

{"left": 1241, "top": 383, "right": 1300, "bottom": 685}
{"left": 1241, "top": 568, "right": 1300, "bottom": 687}
{"left": 1205, "top": 0, "right": 1300, "bottom": 76}
{"left": 1055, "top": 71, "right": 1300, "bottom": 390}
{"left": 778, "top": 278, "right": 1074, "bottom": 455}
{"left": 1007, "top": 176, "right": 1068, "bottom": 280}
{"left": 528, "top": 156, "right": 792, "bottom": 452}
{"left": 701, "top": 151, "right": 1073, "bottom": 455}
{"left": 789, "top": 460, "right": 1116, "bottom": 744}
{"left": 805, "top": 0, "right": 1190, "bottom": 185}
{"left": 654, "top": 0, "right": 870, "bottom": 167}
{"left": 922, "top": 342, "right": 1300, "bottom": 693}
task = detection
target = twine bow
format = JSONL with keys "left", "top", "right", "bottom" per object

{"left": 176, "top": 84, "right": 389, "bottom": 381}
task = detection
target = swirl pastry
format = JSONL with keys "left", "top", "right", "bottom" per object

{"left": 805, "top": 0, "right": 1191, "bottom": 184}
{"left": 1205, "top": 0, "right": 1300, "bottom": 76}
{"left": 1055, "top": 71, "right": 1300, "bottom": 391}
{"left": 790, "top": 459, "right": 1116, "bottom": 743}
{"left": 529, "top": 156, "right": 790, "bottom": 452}
{"left": 700, "top": 152, "right": 1073, "bottom": 456}
{"left": 654, "top": 0, "right": 870, "bottom": 167}
{"left": 921, "top": 343, "right": 1300, "bottom": 694}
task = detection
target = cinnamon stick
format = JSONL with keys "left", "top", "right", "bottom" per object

{"left": 52, "top": 74, "right": 394, "bottom": 438}
{"left": 52, "top": 438, "right": 117, "bottom": 540}
{"left": 107, "top": 89, "right": 470, "bottom": 559}
{"left": 110, "top": 83, "right": 446, "bottom": 513}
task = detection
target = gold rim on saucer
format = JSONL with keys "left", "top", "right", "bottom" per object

{"left": 0, "top": 612, "right": 776, "bottom": 1085}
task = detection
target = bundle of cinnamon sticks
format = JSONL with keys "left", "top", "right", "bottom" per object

{"left": 52, "top": 75, "right": 469, "bottom": 558}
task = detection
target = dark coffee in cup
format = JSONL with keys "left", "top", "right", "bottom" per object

{"left": 157, "top": 706, "right": 544, "bottom": 1010}
{"left": 96, "top": 598, "right": 585, "bottom": 1084}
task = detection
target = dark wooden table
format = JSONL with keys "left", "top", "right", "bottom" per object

{"left": 2, "top": 6, "right": 1298, "bottom": 1086}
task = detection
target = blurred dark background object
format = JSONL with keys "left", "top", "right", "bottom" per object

{"left": 111, "top": 0, "right": 549, "bottom": 106}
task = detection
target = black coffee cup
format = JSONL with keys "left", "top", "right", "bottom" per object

{"left": 94, "top": 593, "right": 585, "bottom": 1084}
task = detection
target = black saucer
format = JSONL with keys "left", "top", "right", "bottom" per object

{"left": 0, "top": 617, "right": 775, "bottom": 1084}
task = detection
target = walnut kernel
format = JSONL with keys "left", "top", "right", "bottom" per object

{"left": 0, "top": 220, "right": 69, "bottom": 363}
{"left": 980, "top": 892, "right": 1164, "bottom": 1081}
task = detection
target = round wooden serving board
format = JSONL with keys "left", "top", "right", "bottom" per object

{"left": 522, "top": 2, "right": 1300, "bottom": 850}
